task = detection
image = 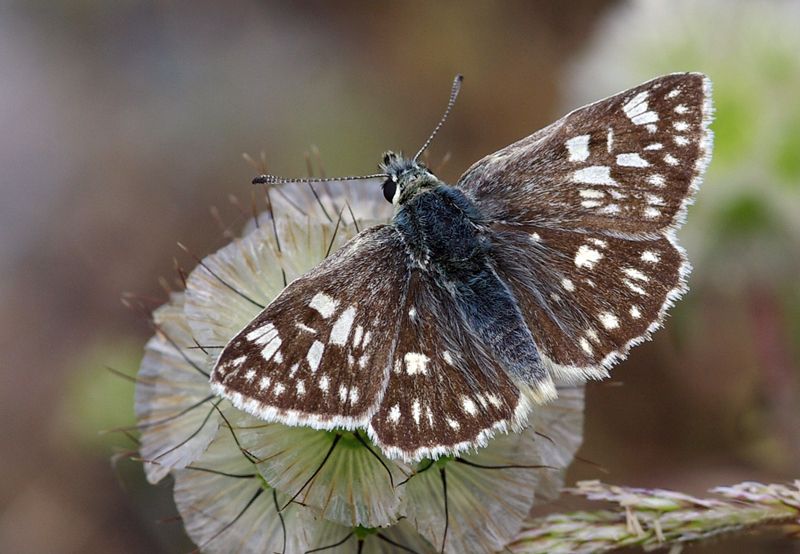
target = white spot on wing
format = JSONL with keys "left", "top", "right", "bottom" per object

{"left": 630, "top": 305, "right": 642, "bottom": 319}
{"left": 673, "top": 121, "right": 689, "bottom": 132}
{"left": 624, "top": 268, "right": 649, "bottom": 281}
{"left": 647, "top": 174, "right": 665, "bottom": 187}
{"left": 574, "top": 245, "right": 603, "bottom": 269}
{"left": 616, "top": 153, "right": 650, "bottom": 167}
{"left": 579, "top": 189, "right": 605, "bottom": 199}
{"left": 529, "top": 232, "right": 541, "bottom": 242}
{"left": 641, "top": 251, "right": 660, "bottom": 263}
{"left": 461, "top": 396, "right": 477, "bottom": 416}
{"left": 624, "top": 279, "right": 647, "bottom": 295}
{"left": 561, "top": 278, "right": 575, "bottom": 292}
{"left": 306, "top": 340, "right": 324, "bottom": 373}
{"left": 580, "top": 337, "right": 593, "bottom": 355}
{"left": 258, "top": 377, "right": 271, "bottom": 390}
{"left": 644, "top": 207, "right": 661, "bottom": 218}
{"left": 412, "top": 399, "right": 421, "bottom": 425}
{"left": 442, "top": 351, "right": 454, "bottom": 365}
{"left": 486, "top": 394, "right": 502, "bottom": 408}
{"left": 664, "top": 154, "right": 679, "bottom": 166}
{"left": 598, "top": 312, "right": 620, "bottom": 330}
{"left": 623, "top": 91, "right": 649, "bottom": 118}
{"left": 329, "top": 306, "right": 356, "bottom": 346}
{"left": 244, "top": 369, "right": 256, "bottom": 382}
{"left": 260, "top": 335, "right": 282, "bottom": 362}
{"left": 273, "top": 382, "right": 285, "bottom": 396}
{"left": 318, "top": 374, "right": 329, "bottom": 393}
{"left": 352, "top": 325, "right": 364, "bottom": 347}
{"left": 573, "top": 165, "right": 617, "bottom": 186}
{"left": 247, "top": 323, "right": 278, "bottom": 346}
{"left": 644, "top": 143, "right": 663, "bottom": 151}
{"left": 446, "top": 418, "right": 460, "bottom": 430}
{"left": 388, "top": 404, "right": 400, "bottom": 424}
{"left": 566, "top": 134, "right": 591, "bottom": 162}
{"left": 294, "top": 322, "right": 317, "bottom": 334}
{"left": 404, "top": 352, "right": 430, "bottom": 375}
{"left": 308, "top": 292, "right": 338, "bottom": 319}
{"left": 632, "top": 111, "right": 659, "bottom": 125}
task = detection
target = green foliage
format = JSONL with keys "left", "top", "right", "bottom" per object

{"left": 61, "top": 338, "right": 140, "bottom": 453}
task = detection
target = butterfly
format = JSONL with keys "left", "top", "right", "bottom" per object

{"left": 210, "top": 73, "right": 713, "bottom": 462}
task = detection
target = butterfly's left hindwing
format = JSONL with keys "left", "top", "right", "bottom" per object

{"left": 210, "top": 225, "right": 410, "bottom": 431}
{"left": 489, "top": 224, "right": 686, "bottom": 381}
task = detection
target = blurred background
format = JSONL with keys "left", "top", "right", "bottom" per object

{"left": 1, "top": 1, "right": 798, "bottom": 552}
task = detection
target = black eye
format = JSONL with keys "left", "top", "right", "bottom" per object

{"left": 382, "top": 179, "right": 397, "bottom": 203}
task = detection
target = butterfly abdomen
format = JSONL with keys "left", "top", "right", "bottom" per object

{"left": 394, "top": 185, "right": 553, "bottom": 398}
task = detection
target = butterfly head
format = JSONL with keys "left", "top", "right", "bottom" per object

{"left": 379, "top": 151, "right": 441, "bottom": 206}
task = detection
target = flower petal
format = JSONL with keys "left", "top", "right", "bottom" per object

{"left": 304, "top": 520, "right": 437, "bottom": 553}
{"left": 135, "top": 293, "right": 219, "bottom": 483}
{"left": 526, "top": 384, "right": 585, "bottom": 503}
{"left": 184, "top": 218, "right": 363, "bottom": 348}
{"left": 403, "top": 385, "right": 584, "bottom": 553}
{"left": 173, "top": 426, "right": 336, "bottom": 553}
{"left": 241, "top": 423, "right": 408, "bottom": 528}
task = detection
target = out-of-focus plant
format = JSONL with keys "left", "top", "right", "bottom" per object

{"left": 567, "top": 0, "right": 800, "bottom": 474}
{"left": 510, "top": 480, "right": 800, "bottom": 553}
{"left": 568, "top": 0, "right": 800, "bottom": 285}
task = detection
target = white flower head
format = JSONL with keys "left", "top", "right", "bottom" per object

{"left": 132, "top": 180, "right": 585, "bottom": 552}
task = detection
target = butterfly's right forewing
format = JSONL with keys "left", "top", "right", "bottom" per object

{"left": 211, "top": 225, "right": 410, "bottom": 431}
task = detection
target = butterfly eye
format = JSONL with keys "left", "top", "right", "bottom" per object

{"left": 382, "top": 179, "right": 397, "bottom": 203}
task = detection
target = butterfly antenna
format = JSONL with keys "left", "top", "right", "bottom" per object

{"left": 413, "top": 74, "right": 463, "bottom": 163}
{"left": 252, "top": 173, "right": 388, "bottom": 185}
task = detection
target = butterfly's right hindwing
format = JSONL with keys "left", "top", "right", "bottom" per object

{"left": 210, "top": 225, "right": 410, "bottom": 431}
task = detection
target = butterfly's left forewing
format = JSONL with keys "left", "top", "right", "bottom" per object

{"left": 458, "top": 73, "right": 712, "bottom": 236}
{"left": 211, "top": 225, "right": 410, "bottom": 431}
